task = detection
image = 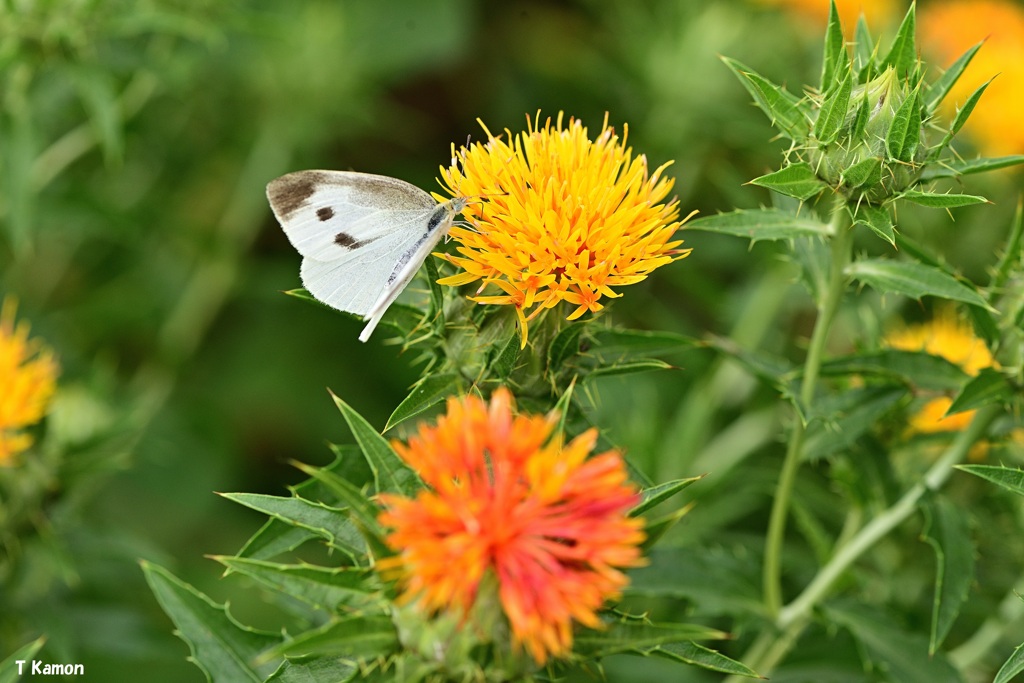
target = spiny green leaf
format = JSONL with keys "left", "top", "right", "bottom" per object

{"left": 219, "top": 493, "right": 367, "bottom": 560}
{"left": 846, "top": 258, "right": 991, "bottom": 309}
{"left": 574, "top": 620, "right": 727, "bottom": 657}
{"left": 899, "top": 190, "right": 988, "bottom": 208}
{"left": 632, "top": 476, "right": 704, "bottom": 517}
{"left": 804, "top": 386, "right": 906, "bottom": 460}
{"left": 887, "top": 87, "right": 922, "bottom": 162}
{"left": 490, "top": 332, "right": 520, "bottom": 379}
{"left": 290, "top": 463, "right": 385, "bottom": 544}
{"left": 266, "top": 657, "right": 358, "bottom": 683}
{"left": 820, "top": 348, "right": 968, "bottom": 391}
{"left": 946, "top": 367, "right": 1014, "bottom": 416}
{"left": 853, "top": 203, "right": 895, "bottom": 246}
{"left": 547, "top": 323, "right": 584, "bottom": 371}
{"left": 686, "top": 208, "right": 831, "bottom": 242}
{"left": 814, "top": 68, "right": 853, "bottom": 144}
{"left": 644, "top": 641, "right": 763, "bottom": 678}
{"left": 721, "top": 57, "right": 810, "bottom": 140}
{"left": 385, "top": 373, "right": 462, "bottom": 431}
{"left": 587, "top": 359, "right": 673, "bottom": 378}
{"left": 821, "top": 0, "right": 846, "bottom": 92}
{"left": 214, "top": 557, "right": 378, "bottom": 613}
{"left": 921, "top": 496, "right": 975, "bottom": 654}
{"left": 142, "top": 561, "right": 280, "bottom": 682}
{"left": 921, "top": 155, "right": 1024, "bottom": 179}
{"left": 750, "top": 163, "right": 827, "bottom": 201}
{"left": 882, "top": 3, "right": 918, "bottom": 78}
{"left": 642, "top": 504, "right": 695, "bottom": 549}
{"left": 841, "top": 156, "right": 882, "bottom": 188}
{"left": 332, "top": 392, "right": 417, "bottom": 495}
{"left": 955, "top": 465, "right": 1024, "bottom": 497}
{"left": 0, "top": 637, "right": 46, "bottom": 683}
{"left": 926, "top": 41, "right": 982, "bottom": 114}
{"left": 263, "top": 616, "right": 397, "bottom": 661}
{"left": 950, "top": 76, "right": 995, "bottom": 137}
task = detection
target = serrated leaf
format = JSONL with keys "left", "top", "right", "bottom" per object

{"left": 220, "top": 493, "right": 367, "bottom": 560}
{"left": 0, "top": 637, "right": 45, "bottom": 683}
{"left": 385, "top": 373, "right": 462, "bottom": 432}
{"left": 814, "top": 69, "right": 853, "bottom": 144}
{"left": 686, "top": 208, "right": 830, "bottom": 242}
{"left": 899, "top": 190, "right": 987, "bottom": 208}
{"left": 215, "top": 557, "right": 379, "bottom": 613}
{"left": 804, "top": 385, "right": 906, "bottom": 460}
{"left": 921, "top": 496, "right": 975, "bottom": 653}
{"left": 821, "top": 0, "right": 846, "bottom": 92}
{"left": 266, "top": 657, "right": 358, "bottom": 683}
{"left": 631, "top": 476, "right": 703, "bottom": 517}
{"left": 627, "top": 546, "right": 762, "bottom": 614}
{"left": 574, "top": 621, "right": 726, "bottom": 657}
{"left": 142, "top": 561, "right": 280, "bottom": 682}
{"left": 750, "top": 163, "right": 827, "bottom": 201}
{"left": 841, "top": 157, "right": 882, "bottom": 188}
{"left": 950, "top": 77, "right": 994, "bottom": 138}
{"left": 846, "top": 258, "right": 991, "bottom": 309}
{"left": 921, "top": 155, "right": 1024, "bottom": 179}
{"left": 994, "top": 641, "right": 1024, "bottom": 683}
{"left": 587, "top": 359, "right": 673, "bottom": 378}
{"left": 490, "top": 332, "right": 520, "bottom": 379}
{"left": 332, "top": 392, "right": 416, "bottom": 495}
{"left": 946, "top": 368, "right": 1013, "bottom": 416}
{"left": 882, "top": 3, "right": 917, "bottom": 78}
{"left": 547, "top": 323, "right": 584, "bottom": 371}
{"left": 926, "top": 42, "right": 982, "bottom": 114}
{"left": 289, "top": 464, "right": 385, "bottom": 541}
{"left": 820, "top": 349, "right": 969, "bottom": 391}
{"left": 957, "top": 465, "right": 1024, "bottom": 496}
{"left": 853, "top": 203, "right": 895, "bottom": 246}
{"left": 721, "top": 57, "right": 810, "bottom": 140}
{"left": 644, "top": 641, "right": 762, "bottom": 678}
{"left": 824, "top": 600, "right": 964, "bottom": 683}
{"left": 887, "top": 87, "right": 922, "bottom": 162}
{"left": 265, "top": 616, "right": 397, "bottom": 660}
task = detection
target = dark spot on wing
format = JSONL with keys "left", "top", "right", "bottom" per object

{"left": 334, "top": 231, "right": 380, "bottom": 250}
{"left": 316, "top": 206, "right": 334, "bottom": 222}
{"left": 267, "top": 173, "right": 320, "bottom": 218}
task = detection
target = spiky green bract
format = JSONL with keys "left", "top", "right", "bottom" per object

{"left": 725, "top": 2, "right": 1023, "bottom": 246}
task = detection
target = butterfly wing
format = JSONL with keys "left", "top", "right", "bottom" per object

{"left": 267, "top": 170, "right": 438, "bottom": 317}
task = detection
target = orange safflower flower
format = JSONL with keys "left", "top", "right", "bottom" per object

{"left": 377, "top": 388, "right": 646, "bottom": 665}
{"left": 885, "top": 308, "right": 996, "bottom": 434}
{"left": 437, "top": 112, "right": 691, "bottom": 347}
{"left": 0, "top": 298, "right": 58, "bottom": 464}
{"left": 920, "top": 0, "right": 1024, "bottom": 156}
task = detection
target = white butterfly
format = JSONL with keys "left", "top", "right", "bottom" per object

{"left": 266, "top": 170, "right": 469, "bottom": 342}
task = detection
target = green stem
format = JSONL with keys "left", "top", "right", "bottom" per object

{"left": 727, "top": 404, "right": 1002, "bottom": 682}
{"left": 763, "top": 197, "right": 852, "bottom": 617}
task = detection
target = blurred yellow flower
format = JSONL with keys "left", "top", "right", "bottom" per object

{"left": 0, "top": 298, "right": 58, "bottom": 464}
{"left": 756, "top": 0, "right": 899, "bottom": 31}
{"left": 378, "top": 388, "right": 645, "bottom": 665}
{"left": 920, "top": 0, "right": 1024, "bottom": 156}
{"left": 885, "top": 308, "right": 995, "bottom": 434}
{"left": 437, "top": 112, "right": 691, "bottom": 347}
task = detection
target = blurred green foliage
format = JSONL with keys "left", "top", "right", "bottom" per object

{"left": 2, "top": 0, "right": 1023, "bottom": 681}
